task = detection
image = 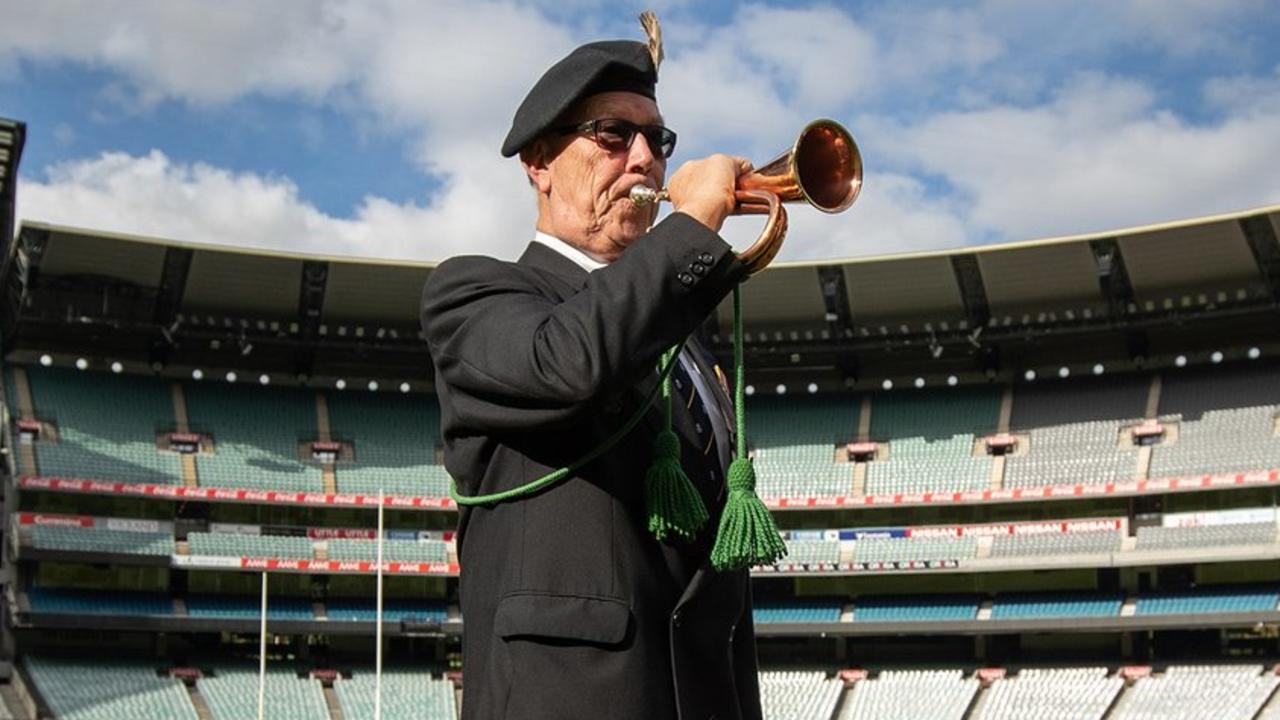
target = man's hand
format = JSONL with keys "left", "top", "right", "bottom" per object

{"left": 666, "top": 154, "right": 753, "bottom": 233}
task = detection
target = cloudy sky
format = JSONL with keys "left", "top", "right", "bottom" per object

{"left": 3, "top": 0, "right": 1280, "bottom": 263}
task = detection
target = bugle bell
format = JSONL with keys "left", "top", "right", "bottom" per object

{"left": 630, "top": 119, "right": 862, "bottom": 274}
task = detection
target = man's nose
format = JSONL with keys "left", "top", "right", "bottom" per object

{"left": 626, "top": 133, "right": 657, "bottom": 175}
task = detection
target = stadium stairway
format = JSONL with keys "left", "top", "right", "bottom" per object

{"left": 322, "top": 684, "right": 343, "bottom": 720}
{"left": 0, "top": 669, "right": 36, "bottom": 720}
{"left": 1259, "top": 688, "right": 1280, "bottom": 720}
{"left": 186, "top": 684, "right": 214, "bottom": 720}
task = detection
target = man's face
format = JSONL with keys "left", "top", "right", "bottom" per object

{"left": 530, "top": 91, "right": 668, "bottom": 262}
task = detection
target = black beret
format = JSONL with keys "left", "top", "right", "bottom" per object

{"left": 501, "top": 40, "right": 657, "bottom": 158}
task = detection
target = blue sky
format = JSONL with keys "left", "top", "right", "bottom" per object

{"left": 3, "top": 1, "right": 1280, "bottom": 262}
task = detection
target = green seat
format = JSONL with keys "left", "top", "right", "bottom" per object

{"left": 329, "top": 392, "right": 449, "bottom": 497}
{"left": 24, "top": 655, "right": 197, "bottom": 720}
{"left": 18, "top": 367, "right": 183, "bottom": 484}
{"left": 186, "top": 383, "right": 323, "bottom": 492}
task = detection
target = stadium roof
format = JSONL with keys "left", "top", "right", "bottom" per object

{"left": 715, "top": 203, "right": 1280, "bottom": 339}
{"left": 0, "top": 117, "right": 25, "bottom": 268}
{"left": 12, "top": 201, "right": 1280, "bottom": 330}
{"left": 5, "top": 202, "right": 1279, "bottom": 380}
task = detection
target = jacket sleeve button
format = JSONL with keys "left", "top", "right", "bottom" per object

{"left": 677, "top": 272, "right": 694, "bottom": 286}
{"left": 690, "top": 262, "right": 707, "bottom": 276}
{"left": 698, "top": 252, "right": 715, "bottom": 264}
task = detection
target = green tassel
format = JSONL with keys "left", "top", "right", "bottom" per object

{"left": 644, "top": 347, "right": 708, "bottom": 542}
{"left": 709, "top": 285, "right": 787, "bottom": 572}
{"left": 645, "top": 429, "right": 709, "bottom": 541}
{"left": 710, "top": 456, "right": 787, "bottom": 571}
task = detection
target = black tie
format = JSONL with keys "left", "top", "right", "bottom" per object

{"left": 669, "top": 355, "right": 725, "bottom": 494}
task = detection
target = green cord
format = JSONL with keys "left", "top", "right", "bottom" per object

{"left": 733, "top": 285, "right": 746, "bottom": 459}
{"left": 450, "top": 339, "right": 688, "bottom": 506}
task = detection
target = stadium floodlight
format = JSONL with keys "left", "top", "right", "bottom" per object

{"left": 75, "top": 358, "right": 88, "bottom": 371}
{"left": 775, "top": 384, "right": 787, "bottom": 395}
{"left": 1174, "top": 355, "right": 1188, "bottom": 367}
{"left": 367, "top": 380, "right": 379, "bottom": 391}
{"left": 745, "top": 384, "right": 755, "bottom": 396}
{"left": 399, "top": 382, "right": 411, "bottom": 393}
{"left": 1024, "top": 369, "right": 1037, "bottom": 381}
{"left": 806, "top": 383, "right": 818, "bottom": 394}
{"left": 1248, "top": 346, "right": 1261, "bottom": 359}
{"left": 39, "top": 354, "right": 52, "bottom": 367}
{"left": 1058, "top": 366, "right": 1070, "bottom": 378}
{"left": 258, "top": 374, "right": 270, "bottom": 386}
{"left": 1210, "top": 351, "right": 1224, "bottom": 364}
{"left": 335, "top": 379, "right": 347, "bottom": 390}
{"left": 192, "top": 369, "right": 204, "bottom": 380}
{"left": 881, "top": 379, "right": 893, "bottom": 391}
{"left": 946, "top": 375, "right": 958, "bottom": 386}
{"left": 1092, "top": 363, "right": 1105, "bottom": 376}
{"left": 110, "top": 361, "right": 123, "bottom": 374}
{"left": 913, "top": 377, "right": 925, "bottom": 388}
{"left": 225, "top": 371, "right": 237, "bottom": 383}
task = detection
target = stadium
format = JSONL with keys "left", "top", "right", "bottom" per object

{"left": 2, "top": 99, "right": 1280, "bottom": 720}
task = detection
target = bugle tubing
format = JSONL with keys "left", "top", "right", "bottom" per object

{"left": 630, "top": 119, "right": 862, "bottom": 274}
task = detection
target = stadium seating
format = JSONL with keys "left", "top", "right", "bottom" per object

{"left": 27, "top": 587, "right": 173, "bottom": 616}
{"left": 325, "top": 598, "right": 450, "bottom": 623}
{"left": 1134, "top": 521, "right": 1277, "bottom": 550}
{"left": 747, "top": 395, "right": 860, "bottom": 498}
{"left": 853, "top": 595, "right": 980, "bottom": 623}
{"left": 842, "top": 669, "right": 978, "bottom": 720}
{"left": 327, "top": 537, "right": 449, "bottom": 563}
{"left": 333, "top": 669, "right": 457, "bottom": 720}
{"left": 1135, "top": 585, "right": 1280, "bottom": 615}
{"left": 186, "top": 595, "right": 315, "bottom": 620}
{"left": 23, "top": 655, "right": 197, "bottom": 720}
{"left": 851, "top": 536, "right": 978, "bottom": 564}
{"left": 989, "top": 592, "right": 1123, "bottom": 619}
{"left": 186, "top": 531, "right": 315, "bottom": 559}
{"left": 1005, "top": 375, "right": 1146, "bottom": 488}
{"left": 974, "top": 667, "right": 1122, "bottom": 720}
{"left": 328, "top": 391, "right": 450, "bottom": 497}
{"left": 30, "top": 525, "right": 174, "bottom": 556}
{"left": 1150, "top": 366, "right": 1280, "bottom": 477}
{"left": 17, "top": 367, "right": 184, "bottom": 484}
{"left": 757, "top": 670, "right": 843, "bottom": 720}
{"left": 755, "top": 462, "right": 854, "bottom": 498}
{"left": 989, "top": 529, "right": 1123, "bottom": 557}
{"left": 199, "top": 665, "right": 329, "bottom": 720}
{"left": 752, "top": 601, "right": 843, "bottom": 624}
{"left": 185, "top": 382, "right": 324, "bottom": 492}
{"left": 865, "top": 386, "right": 1000, "bottom": 495}
{"left": 781, "top": 538, "right": 841, "bottom": 565}
{"left": 748, "top": 395, "right": 859, "bottom": 464}
{"left": 1110, "top": 665, "right": 1280, "bottom": 720}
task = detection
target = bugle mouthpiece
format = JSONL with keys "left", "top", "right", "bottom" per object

{"left": 628, "top": 185, "right": 668, "bottom": 206}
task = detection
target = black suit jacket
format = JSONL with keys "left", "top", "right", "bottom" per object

{"left": 421, "top": 213, "right": 763, "bottom": 720}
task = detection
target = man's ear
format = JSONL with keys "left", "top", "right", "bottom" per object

{"left": 519, "top": 139, "right": 555, "bottom": 193}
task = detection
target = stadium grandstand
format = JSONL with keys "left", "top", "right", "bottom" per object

{"left": 1, "top": 112, "right": 1280, "bottom": 717}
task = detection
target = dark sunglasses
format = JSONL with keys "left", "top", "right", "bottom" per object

{"left": 555, "top": 118, "right": 678, "bottom": 159}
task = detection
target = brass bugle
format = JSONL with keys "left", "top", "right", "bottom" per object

{"left": 630, "top": 119, "right": 862, "bottom": 274}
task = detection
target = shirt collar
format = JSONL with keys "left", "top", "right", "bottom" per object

{"left": 532, "top": 231, "right": 609, "bottom": 273}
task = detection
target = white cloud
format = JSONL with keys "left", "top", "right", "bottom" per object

{"left": 16, "top": 150, "right": 539, "bottom": 262}
{"left": 6, "top": 0, "right": 1280, "bottom": 265}
{"left": 872, "top": 72, "right": 1280, "bottom": 241}
{"left": 1, "top": 2, "right": 355, "bottom": 106}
